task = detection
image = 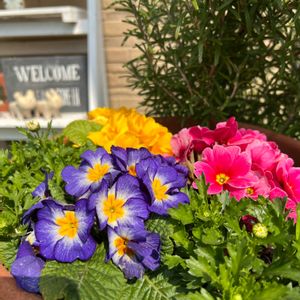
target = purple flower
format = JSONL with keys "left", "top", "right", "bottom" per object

{"left": 137, "top": 155, "right": 188, "bottom": 188}
{"left": 22, "top": 201, "right": 46, "bottom": 226}
{"left": 11, "top": 241, "right": 45, "bottom": 293}
{"left": 89, "top": 174, "right": 149, "bottom": 230}
{"left": 107, "top": 226, "right": 160, "bottom": 279}
{"left": 62, "top": 147, "right": 117, "bottom": 197}
{"left": 136, "top": 157, "right": 189, "bottom": 215}
{"left": 111, "top": 146, "right": 152, "bottom": 176}
{"left": 35, "top": 199, "right": 96, "bottom": 262}
{"left": 32, "top": 171, "right": 54, "bottom": 198}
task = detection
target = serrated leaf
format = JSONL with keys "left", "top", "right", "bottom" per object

{"left": 0, "top": 239, "right": 18, "bottom": 270}
{"left": 40, "top": 243, "right": 177, "bottom": 300}
{"left": 125, "top": 272, "right": 178, "bottom": 300}
{"left": 164, "top": 254, "right": 185, "bottom": 269}
{"left": 202, "top": 227, "right": 224, "bottom": 245}
{"left": 169, "top": 203, "right": 194, "bottom": 225}
{"left": 262, "top": 260, "right": 300, "bottom": 283}
{"left": 40, "top": 244, "right": 127, "bottom": 300}
{"left": 186, "top": 256, "right": 217, "bottom": 282}
{"left": 48, "top": 180, "right": 66, "bottom": 203}
{"left": 63, "top": 120, "right": 102, "bottom": 146}
{"left": 172, "top": 225, "right": 192, "bottom": 250}
{"left": 146, "top": 216, "right": 174, "bottom": 256}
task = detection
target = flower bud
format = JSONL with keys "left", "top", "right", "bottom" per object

{"left": 232, "top": 294, "right": 243, "bottom": 300}
{"left": 253, "top": 223, "right": 268, "bottom": 238}
{"left": 26, "top": 120, "right": 40, "bottom": 132}
{"left": 239, "top": 215, "right": 258, "bottom": 232}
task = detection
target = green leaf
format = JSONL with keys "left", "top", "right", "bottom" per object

{"left": 296, "top": 204, "right": 300, "bottom": 241}
{"left": 191, "top": 0, "right": 199, "bottom": 11}
{"left": 254, "top": 284, "right": 290, "bottom": 300}
{"left": 146, "top": 216, "right": 174, "bottom": 256}
{"left": 262, "top": 260, "right": 300, "bottom": 283}
{"left": 172, "top": 225, "right": 193, "bottom": 250}
{"left": 201, "top": 227, "right": 224, "bottom": 245}
{"left": 0, "top": 239, "right": 18, "bottom": 270}
{"left": 169, "top": 203, "right": 194, "bottom": 225}
{"left": 63, "top": 120, "right": 102, "bottom": 146}
{"left": 176, "top": 289, "right": 214, "bottom": 300}
{"left": 41, "top": 243, "right": 178, "bottom": 300}
{"left": 164, "top": 254, "right": 185, "bottom": 269}
{"left": 40, "top": 244, "right": 127, "bottom": 300}
{"left": 125, "top": 272, "right": 178, "bottom": 300}
{"left": 186, "top": 256, "right": 218, "bottom": 282}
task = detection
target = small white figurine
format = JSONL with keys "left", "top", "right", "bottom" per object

{"left": 35, "top": 89, "right": 63, "bottom": 119}
{"left": 45, "top": 89, "right": 63, "bottom": 118}
{"left": 10, "top": 89, "right": 37, "bottom": 119}
{"left": 3, "top": 0, "right": 25, "bottom": 10}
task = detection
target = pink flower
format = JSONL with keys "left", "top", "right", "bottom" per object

{"left": 231, "top": 175, "right": 271, "bottom": 200}
{"left": 188, "top": 126, "right": 214, "bottom": 154}
{"left": 285, "top": 199, "right": 298, "bottom": 223}
{"left": 194, "top": 145, "right": 257, "bottom": 197}
{"left": 228, "top": 128, "right": 267, "bottom": 151}
{"left": 245, "top": 140, "right": 280, "bottom": 174}
{"left": 171, "top": 128, "right": 193, "bottom": 162}
{"left": 268, "top": 157, "right": 300, "bottom": 222}
{"left": 275, "top": 157, "right": 300, "bottom": 201}
{"left": 171, "top": 126, "right": 214, "bottom": 162}
{"left": 213, "top": 117, "right": 238, "bottom": 144}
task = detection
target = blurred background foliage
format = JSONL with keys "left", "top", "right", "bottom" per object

{"left": 115, "top": 0, "right": 300, "bottom": 138}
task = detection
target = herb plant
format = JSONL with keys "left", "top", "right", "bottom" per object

{"left": 116, "top": 0, "right": 300, "bottom": 137}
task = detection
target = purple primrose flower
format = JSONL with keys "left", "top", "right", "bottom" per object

{"left": 35, "top": 199, "right": 96, "bottom": 262}
{"left": 89, "top": 174, "right": 149, "bottom": 230}
{"left": 62, "top": 147, "right": 117, "bottom": 197}
{"left": 136, "top": 157, "right": 189, "bottom": 215}
{"left": 107, "top": 225, "right": 160, "bottom": 279}
{"left": 11, "top": 241, "right": 45, "bottom": 294}
{"left": 111, "top": 146, "right": 151, "bottom": 177}
{"left": 32, "top": 171, "right": 54, "bottom": 199}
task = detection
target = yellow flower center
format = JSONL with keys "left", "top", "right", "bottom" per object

{"left": 56, "top": 211, "right": 79, "bottom": 239}
{"left": 114, "top": 237, "right": 134, "bottom": 257}
{"left": 216, "top": 173, "right": 230, "bottom": 185}
{"left": 87, "top": 163, "right": 110, "bottom": 182}
{"left": 246, "top": 187, "right": 254, "bottom": 195}
{"left": 128, "top": 165, "right": 137, "bottom": 176}
{"left": 103, "top": 194, "right": 125, "bottom": 223}
{"left": 152, "top": 178, "right": 168, "bottom": 201}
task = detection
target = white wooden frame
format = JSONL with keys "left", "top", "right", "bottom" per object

{"left": 0, "top": 1, "right": 109, "bottom": 140}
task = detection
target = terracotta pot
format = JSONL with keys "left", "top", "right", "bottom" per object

{"left": 0, "top": 101, "right": 9, "bottom": 112}
{"left": 155, "top": 117, "right": 300, "bottom": 167}
{"left": 0, "top": 264, "right": 41, "bottom": 300}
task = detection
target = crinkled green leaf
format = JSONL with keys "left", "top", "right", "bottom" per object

{"left": 0, "top": 239, "right": 18, "bottom": 270}
{"left": 125, "top": 272, "right": 178, "bottom": 300}
{"left": 40, "top": 244, "right": 127, "bottom": 300}
{"left": 146, "top": 216, "right": 174, "bottom": 256}
{"left": 40, "top": 244, "right": 178, "bottom": 300}
{"left": 63, "top": 120, "right": 102, "bottom": 146}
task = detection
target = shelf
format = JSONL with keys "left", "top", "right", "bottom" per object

{"left": 0, "top": 6, "right": 87, "bottom": 38}
{"left": 0, "top": 112, "right": 87, "bottom": 140}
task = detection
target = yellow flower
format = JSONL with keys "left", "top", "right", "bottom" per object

{"left": 87, "top": 107, "right": 172, "bottom": 156}
{"left": 88, "top": 107, "right": 133, "bottom": 126}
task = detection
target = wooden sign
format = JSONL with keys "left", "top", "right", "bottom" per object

{"left": 1, "top": 55, "right": 88, "bottom": 112}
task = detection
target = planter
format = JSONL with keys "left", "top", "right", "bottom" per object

{"left": 155, "top": 117, "right": 300, "bottom": 167}
{"left": 2, "top": 116, "right": 300, "bottom": 299}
